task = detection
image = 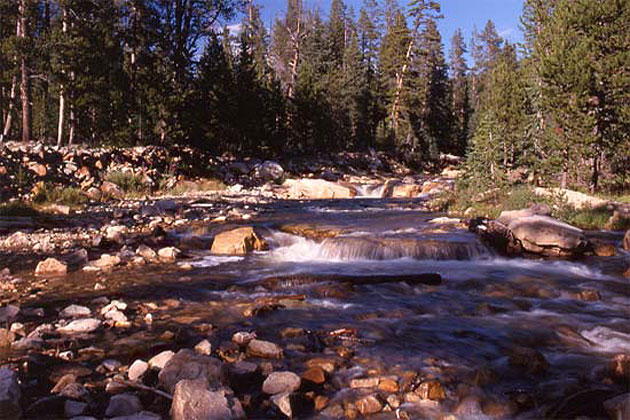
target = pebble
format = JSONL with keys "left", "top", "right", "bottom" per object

{"left": 128, "top": 360, "right": 148, "bottom": 381}
{"left": 302, "top": 367, "right": 326, "bottom": 385}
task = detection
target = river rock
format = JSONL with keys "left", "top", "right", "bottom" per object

{"left": 157, "top": 246, "right": 180, "bottom": 261}
{"left": 60, "top": 304, "right": 91, "bottom": 318}
{"left": 391, "top": 184, "right": 422, "bottom": 198}
{"left": 171, "top": 379, "right": 242, "bottom": 420}
{"left": 496, "top": 204, "right": 551, "bottom": 226}
{"left": 136, "top": 244, "right": 157, "bottom": 261}
{"left": 57, "top": 318, "right": 101, "bottom": 334}
{"left": 262, "top": 371, "right": 301, "bottom": 395}
{"left": 158, "top": 349, "right": 223, "bottom": 394}
{"left": 603, "top": 393, "right": 629, "bottom": 420}
{"left": 3, "top": 232, "right": 30, "bottom": 249}
{"left": 624, "top": 230, "right": 630, "bottom": 251}
{"left": 195, "top": 339, "right": 212, "bottom": 355}
{"left": 270, "top": 392, "right": 294, "bottom": 418}
{"left": 356, "top": 394, "right": 382, "bottom": 415}
{"left": 246, "top": 339, "right": 283, "bottom": 359}
{"left": 106, "top": 225, "right": 128, "bottom": 242}
{"left": 508, "top": 216, "right": 589, "bottom": 257}
{"left": 128, "top": 360, "right": 148, "bottom": 381}
{"left": 35, "top": 258, "right": 68, "bottom": 276}
{"left": 105, "top": 393, "right": 142, "bottom": 417}
{"left": 0, "top": 368, "right": 21, "bottom": 420}
{"left": 64, "top": 400, "right": 87, "bottom": 417}
{"left": 91, "top": 254, "right": 121, "bottom": 269}
{"left": 286, "top": 178, "right": 357, "bottom": 199}
{"left": 101, "top": 181, "right": 124, "bottom": 199}
{"left": 148, "top": 350, "right": 174, "bottom": 370}
{"left": 0, "top": 305, "right": 20, "bottom": 323}
{"left": 211, "top": 227, "right": 268, "bottom": 255}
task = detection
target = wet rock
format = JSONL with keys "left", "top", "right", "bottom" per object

{"left": 60, "top": 304, "right": 91, "bottom": 318}
{"left": 222, "top": 361, "right": 260, "bottom": 393}
{"left": 148, "top": 350, "right": 174, "bottom": 370}
{"left": 0, "top": 368, "right": 21, "bottom": 420}
{"left": 158, "top": 349, "right": 223, "bottom": 394}
{"left": 105, "top": 393, "right": 142, "bottom": 417}
{"left": 35, "top": 258, "right": 68, "bottom": 275}
{"left": 415, "top": 380, "right": 446, "bottom": 401}
{"left": 51, "top": 374, "right": 78, "bottom": 394}
{"left": 496, "top": 204, "right": 551, "bottom": 226}
{"left": 128, "top": 360, "right": 148, "bottom": 381}
{"left": 57, "top": 318, "right": 101, "bottom": 334}
{"left": 66, "top": 248, "right": 88, "bottom": 266}
{"left": 392, "top": 184, "right": 422, "bottom": 198}
{"left": 211, "top": 227, "right": 269, "bottom": 255}
{"left": 171, "top": 379, "right": 241, "bottom": 420}
{"left": 302, "top": 367, "right": 326, "bottom": 385}
{"left": 195, "top": 339, "right": 212, "bottom": 355}
{"left": 270, "top": 392, "right": 293, "bottom": 418}
{"left": 507, "top": 346, "right": 549, "bottom": 374}
{"left": 136, "top": 244, "right": 157, "bottom": 261}
{"left": 157, "top": 247, "right": 180, "bottom": 262}
{"left": 349, "top": 377, "right": 379, "bottom": 389}
{"left": 609, "top": 354, "right": 630, "bottom": 382}
{"left": 3, "top": 231, "right": 31, "bottom": 249}
{"left": 153, "top": 199, "right": 178, "bottom": 214}
{"left": 356, "top": 394, "right": 382, "bottom": 415}
{"left": 246, "top": 339, "right": 283, "bottom": 359}
{"left": 574, "top": 289, "right": 601, "bottom": 302}
{"left": 286, "top": 178, "right": 356, "bottom": 199}
{"left": 592, "top": 241, "right": 616, "bottom": 257}
{"left": 106, "top": 225, "right": 128, "bottom": 243}
{"left": 256, "top": 161, "right": 284, "bottom": 182}
{"left": 262, "top": 371, "right": 301, "bottom": 395}
{"left": 603, "top": 393, "right": 629, "bottom": 420}
{"left": 378, "top": 377, "right": 399, "bottom": 393}
{"left": 64, "top": 400, "right": 87, "bottom": 417}
{"left": 59, "top": 382, "right": 88, "bottom": 400}
{"left": 0, "top": 305, "right": 20, "bottom": 323}
{"left": 0, "top": 328, "right": 15, "bottom": 347}
{"left": 624, "top": 229, "right": 630, "bottom": 251}
{"left": 232, "top": 331, "right": 256, "bottom": 345}
{"left": 306, "top": 358, "right": 337, "bottom": 374}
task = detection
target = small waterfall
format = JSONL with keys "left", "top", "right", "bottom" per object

{"left": 319, "top": 236, "right": 491, "bottom": 260}
{"left": 354, "top": 183, "right": 387, "bottom": 198}
{"left": 269, "top": 231, "right": 491, "bottom": 262}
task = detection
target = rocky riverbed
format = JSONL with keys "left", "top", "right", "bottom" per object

{"left": 1, "top": 153, "right": 629, "bottom": 419}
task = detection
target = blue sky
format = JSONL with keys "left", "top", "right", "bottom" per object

{"left": 255, "top": 0, "right": 525, "bottom": 55}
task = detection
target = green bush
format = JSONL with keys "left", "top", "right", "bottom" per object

{"left": 32, "top": 184, "right": 86, "bottom": 207}
{"left": 104, "top": 170, "right": 148, "bottom": 195}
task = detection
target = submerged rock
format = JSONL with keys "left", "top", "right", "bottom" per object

{"left": 246, "top": 339, "right": 283, "bottom": 359}
{"left": 262, "top": 371, "right": 301, "bottom": 395}
{"left": 171, "top": 379, "right": 242, "bottom": 420}
{"left": 0, "top": 368, "right": 21, "bottom": 420}
{"left": 211, "top": 227, "right": 268, "bottom": 255}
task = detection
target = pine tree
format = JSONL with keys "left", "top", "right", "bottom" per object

{"left": 449, "top": 28, "right": 469, "bottom": 155}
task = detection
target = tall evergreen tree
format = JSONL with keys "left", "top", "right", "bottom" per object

{"left": 449, "top": 28, "right": 469, "bottom": 155}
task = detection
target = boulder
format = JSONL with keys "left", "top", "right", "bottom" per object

{"left": 0, "top": 368, "right": 21, "bottom": 420}
{"left": 508, "top": 216, "right": 589, "bottom": 257}
{"left": 157, "top": 247, "right": 180, "bottom": 262}
{"left": 101, "top": 181, "right": 125, "bottom": 199}
{"left": 356, "top": 394, "right": 382, "bottom": 415}
{"left": 128, "top": 360, "right": 148, "bottom": 381}
{"left": 60, "top": 304, "right": 91, "bottom": 318}
{"left": 171, "top": 379, "right": 242, "bottom": 420}
{"left": 256, "top": 161, "right": 284, "bottom": 182}
{"left": 57, "top": 318, "right": 101, "bottom": 334}
{"left": 262, "top": 371, "right": 301, "bottom": 395}
{"left": 91, "top": 254, "right": 121, "bottom": 269}
{"left": 158, "top": 349, "right": 222, "bottom": 394}
{"left": 286, "top": 178, "right": 356, "bottom": 199}
{"left": 148, "top": 350, "right": 174, "bottom": 370}
{"left": 496, "top": 204, "right": 551, "bottom": 226}
{"left": 136, "top": 245, "right": 157, "bottom": 261}
{"left": 35, "top": 258, "right": 68, "bottom": 276}
{"left": 391, "top": 184, "right": 422, "bottom": 198}
{"left": 211, "top": 227, "right": 268, "bottom": 255}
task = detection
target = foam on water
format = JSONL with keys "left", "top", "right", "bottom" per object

{"left": 580, "top": 326, "right": 630, "bottom": 353}
{"left": 184, "top": 255, "right": 244, "bottom": 268}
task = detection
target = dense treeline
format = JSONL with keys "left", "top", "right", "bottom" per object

{"left": 0, "top": 0, "right": 628, "bottom": 190}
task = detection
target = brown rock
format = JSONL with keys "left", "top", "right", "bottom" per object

{"left": 378, "top": 377, "right": 399, "bottom": 393}
{"left": 171, "top": 379, "right": 240, "bottom": 420}
{"left": 349, "top": 377, "right": 379, "bottom": 389}
{"left": 603, "top": 393, "right": 630, "bottom": 420}
{"left": 101, "top": 181, "right": 124, "bottom": 199}
{"left": 415, "top": 380, "right": 446, "bottom": 401}
{"left": 286, "top": 178, "right": 357, "bottom": 199}
{"left": 609, "top": 354, "right": 630, "bottom": 382}
{"left": 211, "top": 227, "right": 269, "bottom": 255}
{"left": 35, "top": 258, "right": 68, "bottom": 276}
{"left": 624, "top": 229, "right": 630, "bottom": 251}
{"left": 29, "top": 162, "right": 47, "bottom": 177}
{"left": 158, "top": 349, "right": 223, "bottom": 394}
{"left": 574, "top": 289, "right": 601, "bottom": 301}
{"left": 507, "top": 346, "right": 549, "bottom": 375}
{"left": 593, "top": 242, "right": 616, "bottom": 257}
{"left": 314, "top": 395, "right": 329, "bottom": 411}
{"left": 262, "top": 371, "right": 301, "bottom": 395}
{"left": 302, "top": 367, "right": 326, "bottom": 385}
{"left": 157, "top": 247, "right": 180, "bottom": 262}
{"left": 306, "top": 358, "right": 337, "bottom": 374}
{"left": 392, "top": 184, "right": 422, "bottom": 198}
{"left": 356, "top": 395, "right": 382, "bottom": 415}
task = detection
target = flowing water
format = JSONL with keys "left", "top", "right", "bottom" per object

{"left": 172, "top": 198, "right": 628, "bottom": 417}
{"left": 14, "top": 197, "right": 629, "bottom": 418}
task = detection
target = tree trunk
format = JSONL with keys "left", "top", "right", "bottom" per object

{"left": 287, "top": 4, "right": 302, "bottom": 100}
{"left": 57, "top": 8, "right": 67, "bottom": 146}
{"left": 1, "top": 76, "right": 17, "bottom": 142}
{"left": 18, "top": 0, "right": 32, "bottom": 142}
{"left": 390, "top": 24, "right": 418, "bottom": 134}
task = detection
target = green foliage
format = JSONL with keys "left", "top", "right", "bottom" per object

{"left": 32, "top": 183, "right": 86, "bottom": 206}
{"left": 104, "top": 171, "right": 146, "bottom": 195}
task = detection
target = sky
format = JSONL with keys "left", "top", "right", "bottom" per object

{"left": 254, "top": 0, "right": 525, "bottom": 56}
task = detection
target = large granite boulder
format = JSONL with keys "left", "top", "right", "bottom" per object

{"left": 470, "top": 206, "right": 590, "bottom": 257}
